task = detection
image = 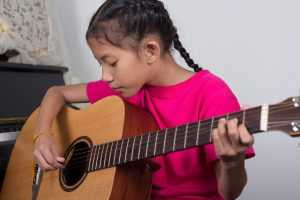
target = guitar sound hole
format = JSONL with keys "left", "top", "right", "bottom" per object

{"left": 59, "top": 137, "right": 92, "bottom": 192}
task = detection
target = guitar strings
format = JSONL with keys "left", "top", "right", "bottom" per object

{"left": 64, "top": 119, "right": 297, "bottom": 171}
{"left": 63, "top": 120, "right": 295, "bottom": 171}
{"left": 63, "top": 119, "right": 296, "bottom": 171}
{"left": 64, "top": 103, "right": 298, "bottom": 156}
{"left": 64, "top": 115, "right": 296, "bottom": 167}
{"left": 54, "top": 104, "right": 300, "bottom": 170}
{"left": 63, "top": 104, "right": 298, "bottom": 166}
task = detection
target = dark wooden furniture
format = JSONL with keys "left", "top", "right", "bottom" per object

{"left": 0, "top": 62, "right": 68, "bottom": 189}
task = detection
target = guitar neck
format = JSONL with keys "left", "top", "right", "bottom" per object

{"left": 87, "top": 106, "right": 266, "bottom": 172}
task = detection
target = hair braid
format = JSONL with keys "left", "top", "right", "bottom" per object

{"left": 173, "top": 33, "right": 201, "bottom": 72}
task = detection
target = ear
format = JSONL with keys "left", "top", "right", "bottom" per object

{"left": 140, "top": 38, "right": 161, "bottom": 65}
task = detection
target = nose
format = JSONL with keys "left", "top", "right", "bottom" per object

{"left": 102, "top": 66, "right": 113, "bottom": 83}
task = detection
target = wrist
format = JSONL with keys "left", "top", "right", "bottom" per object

{"left": 33, "top": 131, "right": 51, "bottom": 143}
{"left": 220, "top": 154, "right": 245, "bottom": 170}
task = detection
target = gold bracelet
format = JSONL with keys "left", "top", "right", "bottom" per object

{"left": 33, "top": 132, "right": 50, "bottom": 143}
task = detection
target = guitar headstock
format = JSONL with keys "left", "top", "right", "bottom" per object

{"left": 268, "top": 96, "right": 300, "bottom": 137}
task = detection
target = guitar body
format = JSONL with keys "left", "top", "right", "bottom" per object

{"left": 1, "top": 96, "right": 158, "bottom": 200}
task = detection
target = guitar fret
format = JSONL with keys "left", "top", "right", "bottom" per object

{"left": 99, "top": 144, "right": 105, "bottom": 169}
{"left": 156, "top": 130, "right": 164, "bottom": 155}
{"left": 138, "top": 135, "right": 143, "bottom": 160}
{"left": 97, "top": 145, "right": 103, "bottom": 169}
{"left": 124, "top": 138, "right": 129, "bottom": 162}
{"left": 118, "top": 139, "right": 124, "bottom": 164}
{"left": 127, "top": 137, "right": 134, "bottom": 161}
{"left": 185, "top": 123, "right": 196, "bottom": 148}
{"left": 100, "top": 144, "right": 106, "bottom": 169}
{"left": 94, "top": 145, "right": 100, "bottom": 170}
{"left": 104, "top": 143, "right": 110, "bottom": 168}
{"left": 145, "top": 133, "right": 150, "bottom": 158}
{"left": 113, "top": 140, "right": 118, "bottom": 165}
{"left": 165, "top": 127, "right": 174, "bottom": 153}
{"left": 88, "top": 146, "right": 94, "bottom": 171}
{"left": 131, "top": 136, "right": 136, "bottom": 161}
{"left": 108, "top": 142, "right": 114, "bottom": 167}
{"left": 184, "top": 124, "right": 188, "bottom": 149}
{"left": 163, "top": 128, "right": 168, "bottom": 154}
{"left": 91, "top": 146, "right": 96, "bottom": 171}
{"left": 148, "top": 132, "right": 156, "bottom": 157}
{"left": 196, "top": 121, "right": 201, "bottom": 146}
{"left": 93, "top": 146, "right": 99, "bottom": 170}
{"left": 198, "top": 119, "right": 212, "bottom": 146}
{"left": 154, "top": 131, "right": 158, "bottom": 156}
{"left": 93, "top": 146, "right": 98, "bottom": 171}
{"left": 133, "top": 136, "right": 141, "bottom": 161}
{"left": 173, "top": 126, "right": 178, "bottom": 151}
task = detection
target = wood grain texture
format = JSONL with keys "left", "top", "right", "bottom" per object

{"left": 1, "top": 96, "right": 158, "bottom": 200}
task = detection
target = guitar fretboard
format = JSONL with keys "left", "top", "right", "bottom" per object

{"left": 87, "top": 106, "right": 262, "bottom": 172}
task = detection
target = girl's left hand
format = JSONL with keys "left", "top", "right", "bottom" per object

{"left": 212, "top": 118, "right": 254, "bottom": 167}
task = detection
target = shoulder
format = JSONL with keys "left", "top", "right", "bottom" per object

{"left": 193, "top": 70, "right": 235, "bottom": 99}
{"left": 193, "top": 70, "right": 240, "bottom": 118}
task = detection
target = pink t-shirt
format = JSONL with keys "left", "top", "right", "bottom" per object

{"left": 87, "top": 70, "right": 255, "bottom": 200}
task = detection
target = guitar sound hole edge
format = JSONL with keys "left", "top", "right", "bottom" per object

{"left": 59, "top": 136, "right": 92, "bottom": 192}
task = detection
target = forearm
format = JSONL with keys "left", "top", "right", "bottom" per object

{"left": 216, "top": 155, "right": 247, "bottom": 200}
{"left": 36, "top": 86, "right": 66, "bottom": 133}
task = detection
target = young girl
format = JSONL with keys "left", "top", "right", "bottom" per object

{"left": 34, "top": 0, "right": 255, "bottom": 199}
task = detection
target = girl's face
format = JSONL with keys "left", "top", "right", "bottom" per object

{"left": 88, "top": 38, "right": 152, "bottom": 97}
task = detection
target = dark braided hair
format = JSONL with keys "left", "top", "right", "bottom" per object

{"left": 86, "top": 0, "right": 201, "bottom": 72}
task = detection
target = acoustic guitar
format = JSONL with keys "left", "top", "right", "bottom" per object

{"left": 1, "top": 95, "right": 300, "bottom": 200}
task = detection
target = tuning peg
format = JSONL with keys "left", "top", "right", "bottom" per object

{"left": 293, "top": 97, "right": 300, "bottom": 107}
{"left": 291, "top": 121, "right": 300, "bottom": 132}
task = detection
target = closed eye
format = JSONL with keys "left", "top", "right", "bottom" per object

{"left": 111, "top": 61, "right": 118, "bottom": 67}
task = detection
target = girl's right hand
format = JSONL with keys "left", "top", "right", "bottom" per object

{"left": 33, "top": 133, "right": 65, "bottom": 171}
{"left": 33, "top": 84, "right": 88, "bottom": 170}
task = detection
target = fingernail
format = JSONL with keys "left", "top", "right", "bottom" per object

{"left": 57, "top": 157, "right": 65, "bottom": 162}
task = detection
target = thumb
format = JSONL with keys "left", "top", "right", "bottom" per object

{"left": 56, "top": 157, "right": 65, "bottom": 163}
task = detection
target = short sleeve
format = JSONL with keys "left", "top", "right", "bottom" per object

{"left": 200, "top": 80, "right": 255, "bottom": 164}
{"left": 86, "top": 80, "right": 119, "bottom": 103}
{"left": 86, "top": 80, "right": 145, "bottom": 107}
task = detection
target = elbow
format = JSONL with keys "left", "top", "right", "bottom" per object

{"left": 220, "top": 190, "right": 243, "bottom": 200}
{"left": 43, "top": 86, "right": 66, "bottom": 102}
{"left": 47, "top": 85, "right": 63, "bottom": 95}
{"left": 219, "top": 176, "right": 247, "bottom": 200}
